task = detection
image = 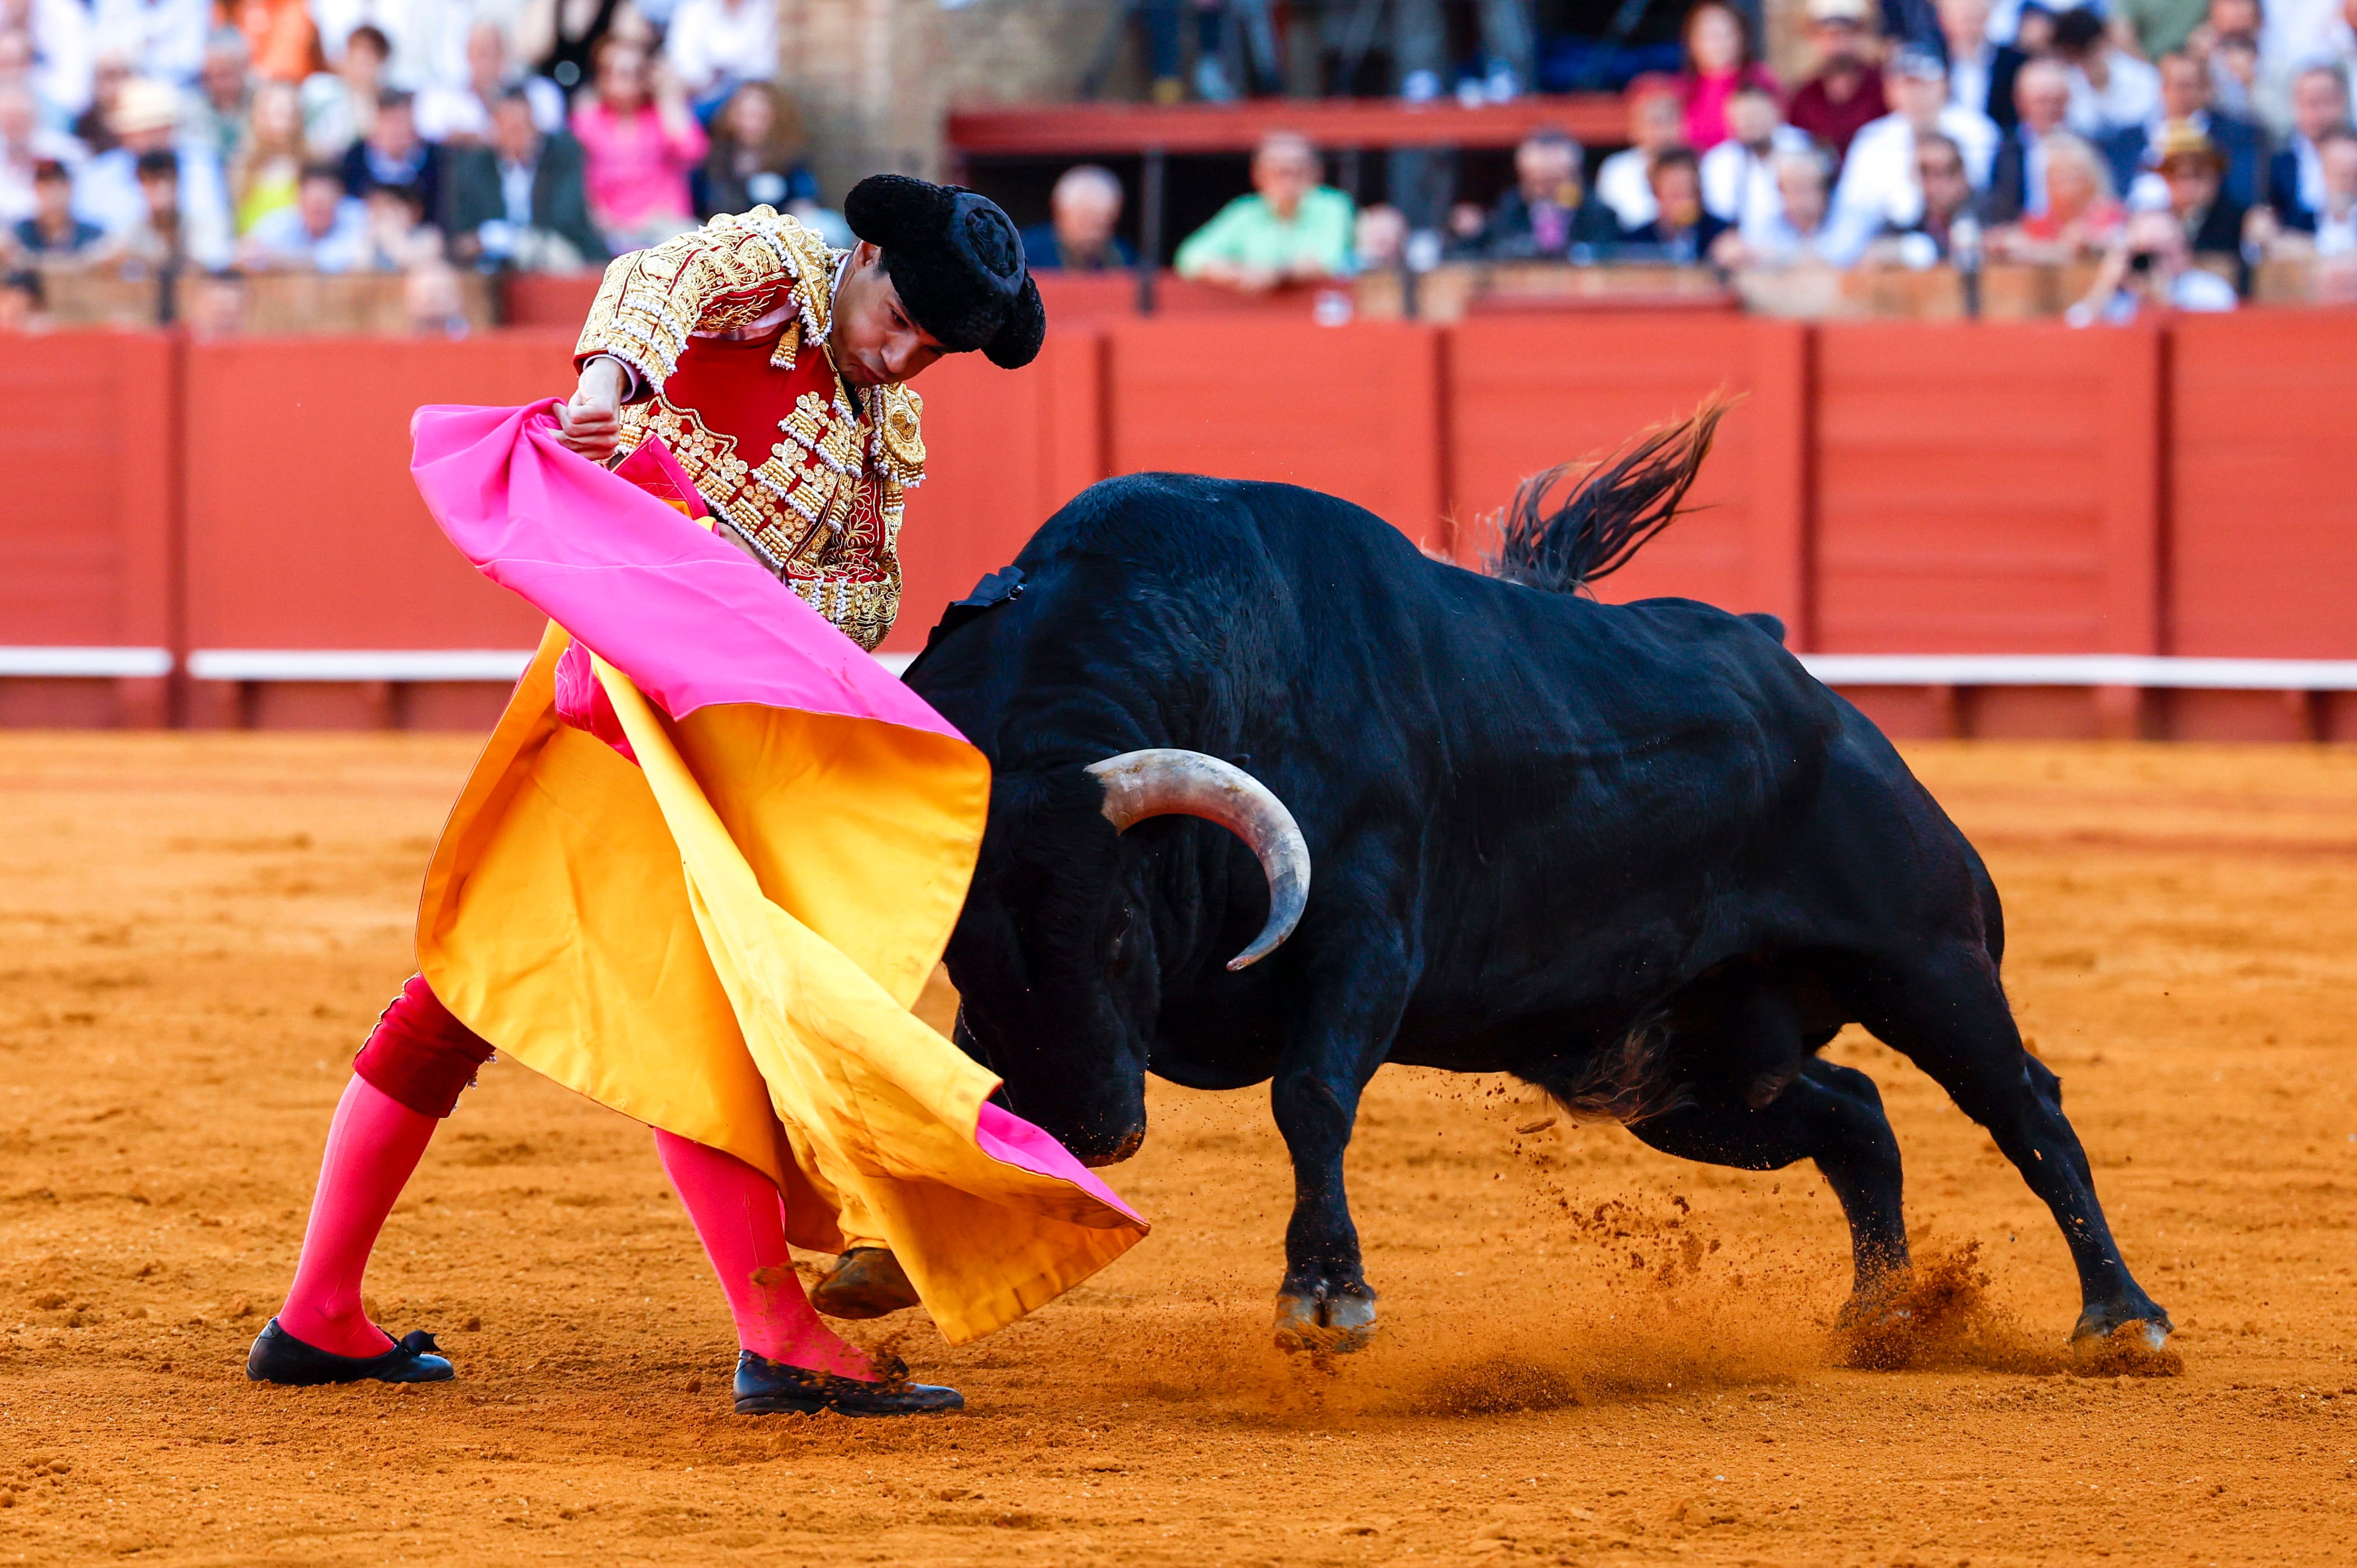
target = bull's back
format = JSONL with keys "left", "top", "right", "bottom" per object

{"left": 998, "top": 472, "right": 1843, "bottom": 815}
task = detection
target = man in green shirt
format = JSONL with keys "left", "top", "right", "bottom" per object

{"left": 2112, "top": 0, "right": 2208, "bottom": 60}
{"left": 1175, "top": 131, "right": 1357, "bottom": 290}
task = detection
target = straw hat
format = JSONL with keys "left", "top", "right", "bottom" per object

{"left": 109, "top": 78, "right": 182, "bottom": 137}
{"left": 2154, "top": 120, "right": 2224, "bottom": 172}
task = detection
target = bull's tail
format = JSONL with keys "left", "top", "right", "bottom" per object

{"left": 1484, "top": 394, "right": 1730, "bottom": 596}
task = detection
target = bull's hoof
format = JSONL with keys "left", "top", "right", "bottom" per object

{"left": 1832, "top": 1267, "right": 1911, "bottom": 1333}
{"left": 1834, "top": 1292, "right": 1908, "bottom": 1334}
{"left": 1273, "top": 1282, "right": 1378, "bottom": 1354}
{"left": 2071, "top": 1298, "right": 2173, "bottom": 1349}
{"left": 810, "top": 1247, "right": 921, "bottom": 1320}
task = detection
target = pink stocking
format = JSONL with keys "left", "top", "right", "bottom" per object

{"left": 277, "top": 1076, "right": 437, "bottom": 1359}
{"left": 653, "top": 1130, "right": 875, "bottom": 1380}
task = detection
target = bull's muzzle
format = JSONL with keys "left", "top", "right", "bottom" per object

{"left": 1077, "top": 1127, "right": 1147, "bottom": 1168}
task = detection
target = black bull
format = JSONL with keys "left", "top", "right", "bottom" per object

{"left": 903, "top": 414, "right": 2169, "bottom": 1354}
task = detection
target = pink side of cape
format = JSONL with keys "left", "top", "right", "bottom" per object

{"left": 409, "top": 401, "right": 1131, "bottom": 1213}
{"left": 408, "top": 400, "right": 959, "bottom": 740}
{"left": 975, "top": 1103, "right": 1144, "bottom": 1224}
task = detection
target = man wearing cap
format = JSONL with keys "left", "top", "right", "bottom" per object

{"left": 246, "top": 177, "right": 1046, "bottom": 1415}
{"left": 1787, "top": 0, "right": 1891, "bottom": 162}
{"left": 1833, "top": 45, "right": 1999, "bottom": 231}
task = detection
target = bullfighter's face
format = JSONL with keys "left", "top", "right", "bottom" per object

{"left": 945, "top": 773, "right": 1155, "bottom": 1167}
{"left": 830, "top": 241, "right": 949, "bottom": 389}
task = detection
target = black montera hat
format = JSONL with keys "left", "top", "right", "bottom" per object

{"left": 844, "top": 174, "right": 1046, "bottom": 370}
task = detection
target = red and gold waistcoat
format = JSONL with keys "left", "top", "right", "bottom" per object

{"left": 574, "top": 208, "right": 925, "bottom": 652}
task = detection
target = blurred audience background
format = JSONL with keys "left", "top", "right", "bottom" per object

{"left": 4, "top": 0, "right": 2355, "bottom": 334}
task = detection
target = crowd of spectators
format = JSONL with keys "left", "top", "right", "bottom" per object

{"left": 1129, "top": 0, "right": 2357, "bottom": 316}
{"left": 9, "top": 0, "right": 2357, "bottom": 330}
{"left": 0, "top": 0, "right": 843, "bottom": 330}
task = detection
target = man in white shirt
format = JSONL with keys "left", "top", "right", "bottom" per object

{"left": 1594, "top": 78, "right": 1685, "bottom": 232}
{"left": 665, "top": 0, "right": 778, "bottom": 112}
{"left": 1701, "top": 83, "right": 1815, "bottom": 234}
{"left": 2055, "top": 8, "right": 2163, "bottom": 138}
{"left": 90, "top": 0, "right": 208, "bottom": 86}
{"left": 1719, "top": 144, "right": 1880, "bottom": 266}
{"left": 1837, "top": 46, "right": 2001, "bottom": 230}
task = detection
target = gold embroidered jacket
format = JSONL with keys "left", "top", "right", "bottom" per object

{"left": 574, "top": 208, "right": 926, "bottom": 651}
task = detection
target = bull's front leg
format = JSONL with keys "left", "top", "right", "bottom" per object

{"left": 1269, "top": 944, "right": 1410, "bottom": 1355}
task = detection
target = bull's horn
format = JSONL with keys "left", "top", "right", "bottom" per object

{"left": 1084, "top": 749, "right": 1310, "bottom": 971}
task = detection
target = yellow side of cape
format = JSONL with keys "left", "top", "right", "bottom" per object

{"left": 415, "top": 627, "right": 1144, "bottom": 1343}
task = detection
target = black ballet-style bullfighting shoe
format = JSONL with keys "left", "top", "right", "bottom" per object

{"left": 732, "top": 1350, "right": 965, "bottom": 1417}
{"left": 245, "top": 1318, "right": 456, "bottom": 1386}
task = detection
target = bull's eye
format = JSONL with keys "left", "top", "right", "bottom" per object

{"left": 1107, "top": 908, "right": 1131, "bottom": 964}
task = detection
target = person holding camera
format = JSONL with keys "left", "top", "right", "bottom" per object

{"left": 2065, "top": 203, "right": 2238, "bottom": 322}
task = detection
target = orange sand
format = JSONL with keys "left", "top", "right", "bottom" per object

{"left": 1, "top": 735, "right": 2353, "bottom": 1565}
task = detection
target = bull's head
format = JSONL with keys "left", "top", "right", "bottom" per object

{"left": 946, "top": 748, "right": 1310, "bottom": 1166}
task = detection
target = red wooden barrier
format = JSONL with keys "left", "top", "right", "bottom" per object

{"left": 0, "top": 332, "right": 180, "bottom": 726}
{"left": 10, "top": 311, "right": 2357, "bottom": 736}
{"left": 181, "top": 333, "right": 571, "bottom": 726}
{"left": 886, "top": 328, "right": 1107, "bottom": 655}
{"left": 501, "top": 272, "right": 603, "bottom": 329}
{"left": 1105, "top": 317, "right": 1447, "bottom": 550}
{"left": 2158, "top": 310, "right": 2357, "bottom": 741}
{"left": 1036, "top": 272, "right": 1337, "bottom": 324}
{"left": 1812, "top": 321, "right": 2162, "bottom": 657}
{"left": 1445, "top": 314, "right": 1810, "bottom": 637}
{"left": 1809, "top": 321, "right": 2163, "bottom": 740}
{"left": 2169, "top": 310, "right": 2357, "bottom": 659}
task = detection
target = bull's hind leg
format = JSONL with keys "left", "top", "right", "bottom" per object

{"left": 1611, "top": 1058, "right": 1911, "bottom": 1313}
{"left": 1852, "top": 946, "right": 2169, "bottom": 1345}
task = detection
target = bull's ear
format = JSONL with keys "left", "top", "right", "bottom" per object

{"left": 1083, "top": 749, "right": 1310, "bottom": 970}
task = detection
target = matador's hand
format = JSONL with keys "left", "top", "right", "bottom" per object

{"left": 557, "top": 357, "right": 627, "bottom": 463}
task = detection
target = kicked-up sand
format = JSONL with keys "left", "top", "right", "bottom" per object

{"left": 0, "top": 733, "right": 2352, "bottom": 1566}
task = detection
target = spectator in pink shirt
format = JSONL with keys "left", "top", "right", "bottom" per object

{"left": 1680, "top": 0, "right": 1780, "bottom": 151}
{"left": 572, "top": 36, "right": 706, "bottom": 254}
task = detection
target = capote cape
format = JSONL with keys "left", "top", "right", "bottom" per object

{"left": 406, "top": 400, "right": 1145, "bottom": 1345}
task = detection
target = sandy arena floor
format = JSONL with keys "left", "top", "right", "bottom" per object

{"left": 1, "top": 733, "right": 2353, "bottom": 1566}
